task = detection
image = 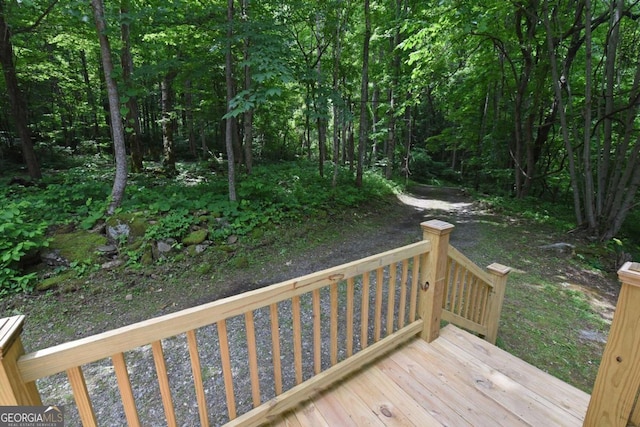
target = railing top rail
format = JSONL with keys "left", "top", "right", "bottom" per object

{"left": 447, "top": 245, "right": 494, "bottom": 286}
{"left": 18, "top": 240, "right": 431, "bottom": 383}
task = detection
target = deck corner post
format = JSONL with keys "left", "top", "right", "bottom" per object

{"left": 0, "top": 315, "right": 42, "bottom": 406}
{"left": 485, "top": 263, "right": 511, "bottom": 345}
{"left": 419, "top": 220, "right": 454, "bottom": 343}
{"left": 584, "top": 262, "right": 640, "bottom": 427}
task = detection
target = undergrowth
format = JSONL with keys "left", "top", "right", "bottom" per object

{"left": 0, "top": 158, "right": 399, "bottom": 295}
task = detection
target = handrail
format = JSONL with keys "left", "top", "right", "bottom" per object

{"left": 442, "top": 245, "right": 510, "bottom": 344}
{"left": 0, "top": 220, "right": 510, "bottom": 426}
{"left": 18, "top": 240, "right": 431, "bottom": 383}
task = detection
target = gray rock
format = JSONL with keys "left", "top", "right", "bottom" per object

{"left": 107, "top": 223, "right": 131, "bottom": 243}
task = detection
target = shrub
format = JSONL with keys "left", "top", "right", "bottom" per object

{"left": 0, "top": 202, "right": 49, "bottom": 296}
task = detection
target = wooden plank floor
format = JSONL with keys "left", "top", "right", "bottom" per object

{"left": 270, "top": 324, "right": 590, "bottom": 426}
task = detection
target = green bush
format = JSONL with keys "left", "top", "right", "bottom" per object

{"left": 0, "top": 202, "right": 49, "bottom": 296}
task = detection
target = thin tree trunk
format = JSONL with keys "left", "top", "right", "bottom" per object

{"left": 582, "top": 0, "right": 596, "bottom": 230}
{"left": 356, "top": 0, "right": 371, "bottom": 188}
{"left": 0, "top": 2, "right": 41, "bottom": 179}
{"left": 242, "top": 0, "right": 253, "bottom": 174}
{"left": 225, "top": 0, "right": 237, "bottom": 201}
{"left": 184, "top": 80, "right": 197, "bottom": 158}
{"left": 91, "top": 0, "right": 128, "bottom": 214}
{"left": 121, "top": 0, "right": 143, "bottom": 172}
{"left": 599, "top": 1, "right": 622, "bottom": 217}
{"left": 332, "top": 8, "right": 342, "bottom": 188}
{"left": 80, "top": 50, "right": 99, "bottom": 139}
{"left": 543, "top": 0, "right": 582, "bottom": 224}
{"left": 161, "top": 71, "right": 178, "bottom": 175}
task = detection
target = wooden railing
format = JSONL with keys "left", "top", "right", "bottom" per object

{"left": 442, "top": 246, "right": 510, "bottom": 344}
{"left": 584, "top": 262, "right": 640, "bottom": 427}
{"left": 0, "top": 220, "right": 509, "bottom": 426}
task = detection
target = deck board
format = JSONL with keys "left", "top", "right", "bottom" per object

{"left": 270, "top": 324, "right": 589, "bottom": 427}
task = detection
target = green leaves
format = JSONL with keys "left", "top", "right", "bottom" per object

{"left": 0, "top": 202, "right": 49, "bottom": 296}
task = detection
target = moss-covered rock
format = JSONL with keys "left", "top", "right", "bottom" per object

{"left": 106, "top": 212, "right": 148, "bottom": 240}
{"left": 182, "top": 229, "right": 208, "bottom": 246}
{"left": 36, "top": 271, "right": 77, "bottom": 291}
{"left": 50, "top": 231, "right": 108, "bottom": 264}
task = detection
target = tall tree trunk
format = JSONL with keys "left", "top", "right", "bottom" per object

{"left": 543, "top": 0, "right": 582, "bottom": 224}
{"left": 161, "top": 70, "right": 178, "bottom": 175}
{"left": 225, "top": 0, "right": 237, "bottom": 201}
{"left": 386, "top": 3, "right": 402, "bottom": 179}
{"left": 0, "top": 2, "right": 41, "bottom": 179}
{"left": 184, "top": 80, "right": 197, "bottom": 158}
{"left": 356, "top": 0, "right": 371, "bottom": 188}
{"left": 332, "top": 8, "right": 343, "bottom": 188}
{"left": 600, "top": 1, "right": 624, "bottom": 220}
{"left": 582, "top": 0, "right": 596, "bottom": 230}
{"left": 121, "top": 0, "right": 143, "bottom": 172}
{"left": 91, "top": 0, "right": 128, "bottom": 214}
{"left": 80, "top": 50, "right": 99, "bottom": 140}
{"left": 242, "top": 0, "right": 253, "bottom": 174}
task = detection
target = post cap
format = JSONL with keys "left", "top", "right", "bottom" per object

{"left": 421, "top": 220, "right": 455, "bottom": 235}
{"left": 0, "top": 316, "right": 25, "bottom": 357}
{"left": 618, "top": 262, "right": 640, "bottom": 288}
{"left": 487, "top": 263, "right": 511, "bottom": 276}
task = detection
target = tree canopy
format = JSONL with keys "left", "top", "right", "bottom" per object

{"left": 1, "top": 0, "right": 639, "bottom": 240}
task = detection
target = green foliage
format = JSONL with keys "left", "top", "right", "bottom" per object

{"left": 0, "top": 202, "right": 49, "bottom": 296}
{"left": 1, "top": 159, "right": 398, "bottom": 296}
{"left": 478, "top": 194, "right": 576, "bottom": 231}
{"left": 145, "top": 209, "right": 197, "bottom": 242}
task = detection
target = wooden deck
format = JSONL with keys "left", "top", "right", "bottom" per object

{"left": 272, "top": 324, "right": 590, "bottom": 426}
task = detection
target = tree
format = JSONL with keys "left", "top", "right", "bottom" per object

{"left": 91, "top": 0, "right": 127, "bottom": 214}
{"left": 225, "top": 0, "right": 237, "bottom": 201}
{"left": 0, "top": 0, "right": 58, "bottom": 179}
{"left": 355, "top": 0, "right": 370, "bottom": 188}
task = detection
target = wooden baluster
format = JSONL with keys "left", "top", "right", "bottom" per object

{"left": 361, "top": 273, "right": 370, "bottom": 349}
{"left": 442, "top": 257, "right": 452, "bottom": 310}
{"left": 330, "top": 282, "right": 339, "bottom": 366}
{"left": 409, "top": 255, "right": 419, "bottom": 322}
{"left": 67, "top": 366, "right": 98, "bottom": 427}
{"left": 463, "top": 273, "right": 474, "bottom": 319}
{"left": 346, "top": 278, "right": 355, "bottom": 357}
{"left": 386, "top": 263, "right": 396, "bottom": 335}
{"left": 292, "top": 296, "right": 303, "bottom": 385}
{"left": 398, "top": 259, "right": 409, "bottom": 329}
{"left": 419, "top": 220, "right": 454, "bottom": 342}
{"left": 374, "top": 267, "right": 384, "bottom": 342}
{"left": 151, "top": 340, "right": 177, "bottom": 427}
{"left": 585, "top": 262, "right": 640, "bottom": 427}
{"left": 485, "top": 263, "right": 511, "bottom": 345}
{"left": 450, "top": 262, "right": 461, "bottom": 314}
{"left": 312, "top": 289, "right": 321, "bottom": 375}
{"left": 112, "top": 352, "right": 141, "bottom": 427}
{"left": 186, "top": 330, "right": 209, "bottom": 427}
{"left": 630, "top": 387, "right": 640, "bottom": 426}
{"left": 217, "top": 320, "right": 237, "bottom": 420}
{"left": 244, "top": 311, "right": 261, "bottom": 407}
{"left": 269, "top": 303, "right": 283, "bottom": 395}
{"left": 0, "top": 315, "right": 41, "bottom": 406}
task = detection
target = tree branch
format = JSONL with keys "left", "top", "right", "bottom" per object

{"left": 13, "top": 0, "right": 60, "bottom": 35}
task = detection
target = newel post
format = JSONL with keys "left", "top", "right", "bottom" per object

{"left": 485, "top": 263, "right": 511, "bottom": 345}
{"left": 419, "top": 220, "right": 454, "bottom": 343}
{"left": 0, "top": 315, "right": 42, "bottom": 405}
{"left": 584, "top": 262, "right": 640, "bottom": 427}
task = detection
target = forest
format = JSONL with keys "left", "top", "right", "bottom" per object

{"left": 1, "top": 0, "right": 640, "bottom": 294}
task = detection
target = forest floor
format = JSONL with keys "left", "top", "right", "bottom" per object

{"left": 2, "top": 184, "right": 622, "bottom": 422}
